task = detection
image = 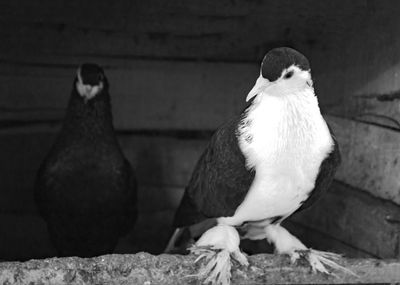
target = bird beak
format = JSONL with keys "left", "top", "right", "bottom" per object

{"left": 75, "top": 67, "right": 103, "bottom": 103}
{"left": 246, "top": 75, "right": 270, "bottom": 102}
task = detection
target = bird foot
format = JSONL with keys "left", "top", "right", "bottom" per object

{"left": 189, "top": 245, "right": 248, "bottom": 285}
{"left": 293, "top": 249, "right": 357, "bottom": 276}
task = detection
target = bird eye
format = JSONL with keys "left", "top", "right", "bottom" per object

{"left": 284, "top": 71, "right": 294, "bottom": 79}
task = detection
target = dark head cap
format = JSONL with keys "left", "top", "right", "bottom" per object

{"left": 75, "top": 63, "right": 107, "bottom": 102}
{"left": 78, "top": 63, "right": 105, "bottom": 86}
{"left": 261, "top": 47, "right": 310, "bottom": 81}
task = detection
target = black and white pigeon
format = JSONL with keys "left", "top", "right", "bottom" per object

{"left": 167, "top": 47, "right": 346, "bottom": 284}
{"left": 35, "top": 63, "right": 137, "bottom": 257}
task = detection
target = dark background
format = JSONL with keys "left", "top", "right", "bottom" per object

{"left": 1, "top": 0, "right": 400, "bottom": 261}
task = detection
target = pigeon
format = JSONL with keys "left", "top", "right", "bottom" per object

{"left": 167, "top": 47, "right": 347, "bottom": 284}
{"left": 35, "top": 63, "right": 137, "bottom": 257}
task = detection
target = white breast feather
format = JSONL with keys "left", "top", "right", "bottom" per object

{"left": 219, "top": 84, "right": 333, "bottom": 226}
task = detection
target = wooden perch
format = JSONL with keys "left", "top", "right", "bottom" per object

{"left": 1, "top": 253, "right": 400, "bottom": 284}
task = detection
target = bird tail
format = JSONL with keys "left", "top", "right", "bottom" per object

{"left": 164, "top": 227, "right": 193, "bottom": 254}
{"left": 164, "top": 219, "right": 217, "bottom": 254}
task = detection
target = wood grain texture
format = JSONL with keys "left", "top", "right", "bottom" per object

{"left": 0, "top": 0, "right": 398, "bottom": 63}
{"left": 1, "top": 54, "right": 400, "bottom": 132}
{"left": 231, "top": 180, "right": 400, "bottom": 259}
{"left": 0, "top": 60, "right": 256, "bottom": 130}
{"left": 283, "top": 220, "right": 375, "bottom": 259}
{"left": 327, "top": 94, "right": 400, "bottom": 130}
{"left": 327, "top": 115, "right": 400, "bottom": 204}
{"left": 1, "top": 1, "right": 400, "bottom": 129}
{"left": 240, "top": 219, "right": 375, "bottom": 258}
{"left": 290, "top": 181, "right": 400, "bottom": 258}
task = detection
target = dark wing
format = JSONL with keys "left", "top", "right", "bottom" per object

{"left": 294, "top": 126, "right": 341, "bottom": 214}
{"left": 34, "top": 156, "right": 57, "bottom": 218}
{"left": 117, "top": 158, "right": 138, "bottom": 236}
{"left": 173, "top": 116, "right": 255, "bottom": 227}
{"left": 34, "top": 151, "right": 138, "bottom": 256}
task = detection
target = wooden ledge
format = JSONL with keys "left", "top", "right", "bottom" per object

{"left": 1, "top": 253, "right": 399, "bottom": 284}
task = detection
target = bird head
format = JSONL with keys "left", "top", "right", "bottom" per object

{"left": 246, "top": 47, "right": 312, "bottom": 102}
{"left": 75, "top": 63, "right": 106, "bottom": 102}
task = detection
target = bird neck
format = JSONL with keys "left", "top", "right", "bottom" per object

{"left": 250, "top": 88, "right": 322, "bottom": 133}
{"left": 237, "top": 88, "right": 333, "bottom": 169}
{"left": 60, "top": 89, "right": 115, "bottom": 140}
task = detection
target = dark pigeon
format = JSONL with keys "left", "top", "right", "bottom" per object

{"left": 35, "top": 63, "right": 137, "bottom": 257}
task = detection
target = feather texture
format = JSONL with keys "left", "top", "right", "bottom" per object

{"left": 35, "top": 65, "right": 137, "bottom": 257}
{"left": 173, "top": 68, "right": 339, "bottom": 230}
{"left": 173, "top": 113, "right": 255, "bottom": 227}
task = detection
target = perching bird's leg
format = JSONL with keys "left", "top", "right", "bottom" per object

{"left": 263, "top": 224, "right": 356, "bottom": 276}
{"left": 188, "top": 224, "right": 248, "bottom": 285}
{"left": 164, "top": 227, "right": 195, "bottom": 253}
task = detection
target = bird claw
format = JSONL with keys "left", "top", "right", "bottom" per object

{"left": 188, "top": 245, "right": 248, "bottom": 285}
{"left": 232, "top": 250, "right": 249, "bottom": 267}
{"left": 293, "top": 249, "right": 357, "bottom": 277}
{"left": 290, "top": 250, "right": 301, "bottom": 264}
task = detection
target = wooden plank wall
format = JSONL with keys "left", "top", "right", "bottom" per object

{"left": 1, "top": 0, "right": 400, "bottom": 261}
